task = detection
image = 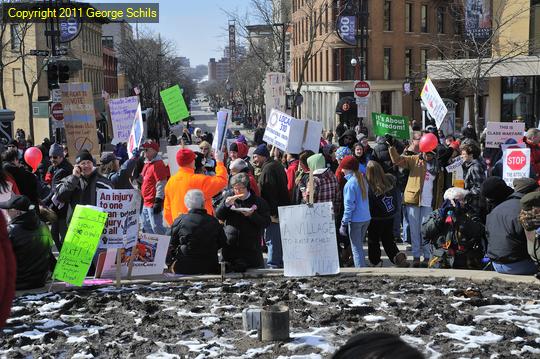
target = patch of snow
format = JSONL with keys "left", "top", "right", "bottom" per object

{"left": 284, "top": 327, "right": 336, "bottom": 354}
{"left": 10, "top": 306, "right": 24, "bottom": 312}
{"left": 146, "top": 352, "right": 181, "bottom": 359}
{"left": 511, "top": 337, "right": 525, "bottom": 342}
{"left": 401, "top": 335, "right": 425, "bottom": 346}
{"left": 364, "top": 315, "right": 386, "bottom": 322}
{"left": 134, "top": 318, "right": 142, "bottom": 326}
{"left": 276, "top": 355, "right": 323, "bottom": 359}
{"left": 438, "top": 324, "right": 503, "bottom": 348}
{"left": 304, "top": 299, "right": 324, "bottom": 306}
{"left": 36, "top": 319, "right": 67, "bottom": 329}
{"left": 133, "top": 333, "right": 148, "bottom": 342}
{"left": 233, "top": 280, "right": 252, "bottom": 287}
{"left": 520, "top": 345, "right": 540, "bottom": 354}
{"left": 241, "top": 344, "right": 275, "bottom": 358}
{"left": 201, "top": 316, "right": 220, "bottom": 326}
{"left": 134, "top": 294, "right": 174, "bottom": 303}
{"left": 13, "top": 330, "right": 46, "bottom": 340}
{"left": 21, "top": 293, "right": 53, "bottom": 301}
{"left": 406, "top": 321, "right": 427, "bottom": 331}
{"left": 71, "top": 352, "right": 94, "bottom": 358}
{"left": 334, "top": 295, "right": 371, "bottom": 307}
{"left": 38, "top": 299, "right": 71, "bottom": 314}
{"left": 66, "top": 336, "right": 87, "bottom": 344}
{"left": 451, "top": 302, "right": 463, "bottom": 309}
{"left": 210, "top": 305, "right": 236, "bottom": 314}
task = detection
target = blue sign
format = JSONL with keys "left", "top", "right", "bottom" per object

{"left": 59, "top": 16, "right": 82, "bottom": 43}
{"left": 336, "top": 16, "right": 356, "bottom": 46}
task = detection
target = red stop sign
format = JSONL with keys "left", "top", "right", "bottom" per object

{"left": 51, "top": 103, "right": 63, "bottom": 121}
{"left": 354, "top": 81, "right": 370, "bottom": 97}
{"left": 507, "top": 151, "right": 527, "bottom": 171}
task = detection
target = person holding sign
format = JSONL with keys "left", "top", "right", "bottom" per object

{"left": 216, "top": 173, "right": 271, "bottom": 272}
{"left": 339, "top": 156, "right": 371, "bottom": 268}
{"left": 523, "top": 128, "right": 540, "bottom": 182}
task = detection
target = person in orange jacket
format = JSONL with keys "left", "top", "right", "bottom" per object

{"left": 164, "top": 148, "right": 228, "bottom": 226}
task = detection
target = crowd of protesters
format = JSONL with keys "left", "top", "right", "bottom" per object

{"left": 1, "top": 121, "right": 540, "bottom": 291}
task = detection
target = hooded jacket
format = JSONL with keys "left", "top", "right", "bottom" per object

{"left": 462, "top": 158, "right": 487, "bottom": 196}
{"left": 338, "top": 129, "right": 356, "bottom": 149}
{"left": 8, "top": 210, "right": 53, "bottom": 290}
{"left": 0, "top": 214, "right": 16, "bottom": 327}
{"left": 258, "top": 159, "right": 290, "bottom": 217}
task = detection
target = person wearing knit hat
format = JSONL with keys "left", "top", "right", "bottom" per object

{"left": 253, "top": 143, "right": 290, "bottom": 268}
{"left": 229, "top": 159, "right": 260, "bottom": 196}
{"left": 306, "top": 153, "right": 340, "bottom": 215}
{"left": 514, "top": 177, "right": 539, "bottom": 195}
{"left": 336, "top": 146, "right": 352, "bottom": 163}
{"left": 481, "top": 176, "right": 514, "bottom": 207}
{"left": 164, "top": 147, "right": 228, "bottom": 225}
{"left": 339, "top": 155, "right": 370, "bottom": 268}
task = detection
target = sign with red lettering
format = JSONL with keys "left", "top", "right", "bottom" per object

{"left": 503, "top": 148, "right": 530, "bottom": 187}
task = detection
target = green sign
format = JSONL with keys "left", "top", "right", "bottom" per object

{"left": 52, "top": 205, "right": 108, "bottom": 286}
{"left": 371, "top": 112, "right": 410, "bottom": 140}
{"left": 160, "top": 85, "right": 189, "bottom": 124}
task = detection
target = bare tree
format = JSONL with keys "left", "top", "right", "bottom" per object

{"left": 428, "top": 0, "right": 533, "bottom": 135}
{"left": 201, "top": 80, "right": 227, "bottom": 111}
{"left": 230, "top": 53, "right": 267, "bottom": 117}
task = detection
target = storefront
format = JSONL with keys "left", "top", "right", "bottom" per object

{"left": 501, "top": 76, "right": 540, "bottom": 129}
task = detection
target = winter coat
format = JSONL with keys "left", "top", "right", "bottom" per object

{"left": 312, "top": 168, "right": 341, "bottom": 214}
{"left": 486, "top": 192, "right": 531, "bottom": 264}
{"left": 368, "top": 176, "right": 399, "bottom": 220}
{"left": 107, "top": 157, "right": 138, "bottom": 189}
{"left": 215, "top": 191, "right": 271, "bottom": 271}
{"left": 342, "top": 173, "right": 371, "bottom": 224}
{"left": 286, "top": 159, "right": 300, "bottom": 195}
{"left": 389, "top": 146, "right": 444, "bottom": 209}
{"left": 168, "top": 208, "right": 226, "bottom": 274}
{"left": 43, "top": 158, "right": 73, "bottom": 218}
{"left": 0, "top": 214, "right": 16, "bottom": 327}
{"left": 338, "top": 129, "right": 356, "bottom": 148}
{"left": 56, "top": 170, "right": 114, "bottom": 222}
{"left": 524, "top": 137, "right": 540, "bottom": 179}
{"left": 8, "top": 210, "right": 53, "bottom": 290}
{"left": 2, "top": 163, "right": 40, "bottom": 207}
{"left": 371, "top": 139, "right": 404, "bottom": 176}
{"left": 257, "top": 159, "right": 290, "bottom": 217}
{"left": 462, "top": 158, "right": 486, "bottom": 196}
{"left": 141, "top": 156, "right": 169, "bottom": 207}
{"left": 164, "top": 161, "right": 228, "bottom": 225}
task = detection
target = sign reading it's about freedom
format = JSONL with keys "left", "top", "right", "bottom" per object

{"left": 372, "top": 113, "right": 410, "bottom": 140}
{"left": 52, "top": 205, "right": 108, "bottom": 286}
{"left": 278, "top": 202, "right": 340, "bottom": 277}
{"left": 160, "top": 85, "right": 189, "bottom": 124}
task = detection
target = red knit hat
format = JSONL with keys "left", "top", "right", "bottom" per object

{"left": 142, "top": 140, "right": 159, "bottom": 152}
{"left": 236, "top": 142, "right": 249, "bottom": 158}
{"left": 450, "top": 140, "right": 461, "bottom": 151}
{"left": 176, "top": 148, "right": 196, "bottom": 167}
{"left": 340, "top": 155, "right": 359, "bottom": 171}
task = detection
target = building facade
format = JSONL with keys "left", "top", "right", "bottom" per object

{"left": 102, "top": 21, "right": 133, "bottom": 98}
{"left": 290, "top": 0, "right": 456, "bottom": 133}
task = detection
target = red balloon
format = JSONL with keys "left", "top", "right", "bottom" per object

{"left": 24, "top": 147, "right": 43, "bottom": 173}
{"left": 419, "top": 133, "right": 438, "bottom": 153}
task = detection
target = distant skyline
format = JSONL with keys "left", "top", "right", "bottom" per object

{"left": 91, "top": 0, "right": 251, "bottom": 66}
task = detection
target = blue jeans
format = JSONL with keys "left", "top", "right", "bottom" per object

{"left": 348, "top": 221, "right": 370, "bottom": 268}
{"left": 265, "top": 222, "right": 283, "bottom": 267}
{"left": 405, "top": 205, "right": 432, "bottom": 259}
{"left": 141, "top": 206, "right": 165, "bottom": 235}
{"left": 492, "top": 259, "right": 538, "bottom": 275}
{"left": 393, "top": 192, "right": 403, "bottom": 238}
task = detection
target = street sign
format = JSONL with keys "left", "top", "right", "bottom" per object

{"left": 56, "top": 48, "right": 68, "bottom": 56}
{"left": 51, "top": 103, "right": 64, "bottom": 121}
{"left": 356, "top": 97, "right": 368, "bottom": 118}
{"left": 503, "top": 148, "right": 530, "bottom": 187}
{"left": 506, "top": 150, "right": 527, "bottom": 171}
{"left": 51, "top": 89, "right": 62, "bottom": 103}
{"left": 354, "top": 81, "right": 370, "bottom": 98}
{"left": 29, "top": 50, "right": 49, "bottom": 56}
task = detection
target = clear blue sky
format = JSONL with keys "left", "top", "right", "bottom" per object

{"left": 92, "top": 0, "right": 251, "bottom": 67}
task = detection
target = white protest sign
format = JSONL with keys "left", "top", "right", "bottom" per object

{"left": 264, "top": 72, "right": 286, "bottom": 120}
{"left": 420, "top": 77, "right": 448, "bottom": 129}
{"left": 501, "top": 143, "right": 526, "bottom": 151}
{"left": 167, "top": 145, "right": 200, "bottom": 176}
{"left": 109, "top": 96, "right": 139, "bottom": 145}
{"left": 127, "top": 104, "right": 144, "bottom": 158}
{"left": 100, "top": 233, "right": 171, "bottom": 278}
{"left": 503, "top": 148, "right": 530, "bottom": 188}
{"left": 97, "top": 189, "right": 140, "bottom": 249}
{"left": 263, "top": 109, "right": 322, "bottom": 154}
{"left": 212, "top": 109, "right": 231, "bottom": 150}
{"left": 278, "top": 202, "right": 340, "bottom": 277}
{"left": 445, "top": 158, "right": 463, "bottom": 173}
{"left": 485, "top": 122, "right": 525, "bottom": 149}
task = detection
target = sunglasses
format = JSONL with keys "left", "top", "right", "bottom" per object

{"left": 51, "top": 156, "right": 60, "bottom": 159}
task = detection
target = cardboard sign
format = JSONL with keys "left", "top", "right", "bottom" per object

{"left": 263, "top": 109, "right": 322, "bottom": 154}
{"left": 264, "top": 72, "right": 286, "bottom": 120}
{"left": 212, "top": 109, "right": 231, "bottom": 150}
{"left": 278, "top": 202, "right": 340, "bottom": 277}
{"left": 127, "top": 104, "right": 144, "bottom": 159}
{"left": 372, "top": 113, "right": 410, "bottom": 140}
{"left": 99, "top": 233, "right": 171, "bottom": 278}
{"left": 485, "top": 122, "right": 525, "bottom": 149}
{"left": 166, "top": 144, "right": 201, "bottom": 176}
{"left": 52, "top": 205, "right": 108, "bottom": 286}
{"left": 503, "top": 148, "right": 530, "bottom": 187}
{"left": 109, "top": 96, "right": 139, "bottom": 145}
{"left": 160, "top": 85, "right": 189, "bottom": 124}
{"left": 445, "top": 158, "right": 463, "bottom": 173}
{"left": 420, "top": 78, "right": 448, "bottom": 129}
{"left": 60, "top": 83, "right": 100, "bottom": 160}
{"left": 97, "top": 189, "right": 140, "bottom": 249}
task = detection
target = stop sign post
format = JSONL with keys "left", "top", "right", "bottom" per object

{"left": 51, "top": 102, "right": 63, "bottom": 121}
{"left": 503, "top": 148, "right": 530, "bottom": 187}
{"left": 354, "top": 81, "right": 370, "bottom": 98}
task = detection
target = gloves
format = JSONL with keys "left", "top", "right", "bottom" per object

{"left": 385, "top": 134, "right": 395, "bottom": 147}
{"left": 153, "top": 198, "right": 163, "bottom": 214}
{"left": 339, "top": 223, "right": 348, "bottom": 237}
{"left": 215, "top": 150, "right": 224, "bottom": 162}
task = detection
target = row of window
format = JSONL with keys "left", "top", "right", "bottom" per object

{"left": 84, "top": 68, "right": 104, "bottom": 95}
{"left": 82, "top": 26, "right": 102, "bottom": 56}
{"left": 385, "top": 2, "right": 446, "bottom": 34}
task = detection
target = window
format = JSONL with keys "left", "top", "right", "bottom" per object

{"left": 10, "top": 25, "right": 20, "bottom": 51}
{"left": 333, "top": 48, "right": 355, "bottom": 81}
{"left": 437, "top": 7, "right": 445, "bottom": 33}
{"left": 405, "top": 49, "right": 412, "bottom": 77}
{"left": 420, "top": 49, "right": 428, "bottom": 72}
{"left": 384, "top": 1, "right": 392, "bottom": 31}
{"left": 421, "top": 5, "right": 428, "bottom": 33}
{"left": 405, "top": 3, "right": 413, "bottom": 32}
{"left": 12, "top": 68, "right": 22, "bottom": 95}
{"left": 383, "top": 48, "right": 391, "bottom": 80}
{"left": 381, "top": 91, "right": 392, "bottom": 114}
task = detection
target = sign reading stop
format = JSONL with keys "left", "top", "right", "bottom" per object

{"left": 51, "top": 102, "right": 64, "bottom": 121}
{"left": 354, "top": 81, "right": 370, "bottom": 98}
{"left": 503, "top": 148, "right": 531, "bottom": 188}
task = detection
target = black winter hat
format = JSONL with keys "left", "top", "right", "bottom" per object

{"left": 75, "top": 150, "right": 94, "bottom": 164}
{"left": 481, "top": 176, "right": 514, "bottom": 203}
{"left": 229, "top": 142, "right": 239, "bottom": 152}
{"left": 0, "top": 195, "right": 32, "bottom": 211}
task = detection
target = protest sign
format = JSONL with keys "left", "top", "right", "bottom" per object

{"left": 99, "top": 233, "right": 171, "bottom": 278}
{"left": 60, "top": 83, "right": 100, "bottom": 160}
{"left": 167, "top": 144, "right": 201, "bottom": 175}
{"left": 263, "top": 109, "right": 322, "bottom": 154}
{"left": 264, "top": 72, "right": 286, "bottom": 120}
{"left": 109, "top": 96, "right": 139, "bottom": 145}
{"left": 278, "top": 202, "right": 340, "bottom": 277}
{"left": 503, "top": 148, "right": 530, "bottom": 187}
{"left": 485, "top": 122, "right": 525, "bottom": 149}
{"left": 212, "top": 109, "right": 231, "bottom": 150}
{"left": 127, "top": 104, "right": 144, "bottom": 158}
{"left": 160, "top": 85, "right": 189, "bottom": 124}
{"left": 371, "top": 113, "right": 410, "bottom": 140}
{"left": 97, "top": 189, "right": 140, "bottom": 249}
{"left": 52, "top": 205, "right": 108, "bottom": 286}
{"left": 420, "top": 78, "right": 448, "bottom": 129}
{"left": 445, "top": 158, "right": 463, "bottom": 173}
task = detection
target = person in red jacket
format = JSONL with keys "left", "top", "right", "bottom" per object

{"left": 285, "top": 153, "right": 300, "bottom": 197}
{"left": 140, "top": 140, "right": 170, "bottom": 234}
{"left": 0, "top": 213, "right": 16, "bottom": 328}
{"left": 524, "top": 129, "right": 540, "bottom": 183}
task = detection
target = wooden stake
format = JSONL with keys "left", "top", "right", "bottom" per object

{"left": 115, "top": 249, "right": 122, "bottom": 288}
{"left": 308, "top": 170, "right": 315, "bottom": 205}
{"left": 127, "top": 245, "right": 138, "bottom": 280}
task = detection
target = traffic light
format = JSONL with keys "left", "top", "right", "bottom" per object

{"left": 47, "top": 63, "right": 59, "bottom": 90}
{"left": 59, "top": 64, "right": 70, "bottom": 83}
